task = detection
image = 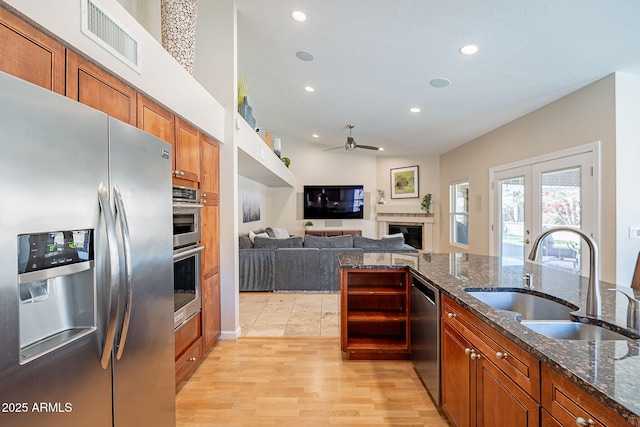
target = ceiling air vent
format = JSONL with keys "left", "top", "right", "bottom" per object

{"left": 81, "top": 0, "right": 141, "bottom": 73}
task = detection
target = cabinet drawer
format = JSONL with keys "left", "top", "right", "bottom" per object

{"left": 175, "top": 337, "right": 203, "bottom": 388}
{"left": 542, "top": 365, "right": 632, "bottom": 427}
{"left": 175, "top": 312, "right": 201, "bottom": 359}
{"left": 442, "top": 295, "right": 540, "bottom": 401}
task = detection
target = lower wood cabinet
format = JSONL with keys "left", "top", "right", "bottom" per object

{"left": 541, "top": 364, "right": 632, "bottom": 427}
{"left": 340, "top": 268, "right": 410, "bottom": 360}
{"left": 441, "top": 295, "right": 540, "bottom": 427}
{"left": 174, "top": 312, "right": 202, "bottom": 389}
{"left": 201, "top": 272, "right": 221, "bottom": 352}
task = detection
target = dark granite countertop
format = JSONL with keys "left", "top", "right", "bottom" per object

{"left": 338, "top": 252, "right": 640, "bottom": 425}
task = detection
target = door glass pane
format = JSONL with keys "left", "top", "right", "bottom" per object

{"left": 500, "top": 177, "right": 525, "bottom": 265}
{"left": 540, "top": 167, "right": 581, "bottom": 272}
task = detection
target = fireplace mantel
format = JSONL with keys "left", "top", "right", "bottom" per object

{"left": 375, "top": 205, "right": 434, "bottom": 251}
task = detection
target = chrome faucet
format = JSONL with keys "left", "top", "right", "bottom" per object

{"left": 609, "top": 289, "right": 640, "bottom": 329}
{"left": 528, "top": 226, "right": 601, "bottom": 317}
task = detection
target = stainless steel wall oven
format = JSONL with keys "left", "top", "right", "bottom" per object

{"left": 172, "top": 186, "right": 203, "bottom": 329}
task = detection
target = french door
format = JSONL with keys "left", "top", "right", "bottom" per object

{"left": 491, "top": 150, "right": 597, "bottom": 272}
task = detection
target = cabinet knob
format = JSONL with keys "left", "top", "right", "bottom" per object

{"left": 465, "top": 348, "right": 473, "bottom": 355}
{"left": 575, "top": 417, "right": 595, "bottom": 426}
{"left": 189, "top": 357, "right": 197, "bottom": 362}
{"left": 447, "top": 312, "right": 457, "bottom": 319}
{"left": 202, "top": 193, "right": 207, "bottom": 197}
{"left": 180, "top": 171, "right": 185, "bottom": 176}
{"left": 496, "top": 351, "right": 509, "bottom": 360}
{"left": 470, "top": 352, "right": 481, "bottom": 360}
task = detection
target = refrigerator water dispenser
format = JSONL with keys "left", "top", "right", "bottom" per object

{"left": 17, "top": 230, "right": 96, "bottom": 364}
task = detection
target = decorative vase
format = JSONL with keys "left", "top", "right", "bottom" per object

{"left": 239, "top": 96, "right": 253, "bottom": 125}
{"left": 273, "top": 138, "right": 282, "bottom": 158}
{"left": 377, "top": 197, "right": 386, "bottom": 205}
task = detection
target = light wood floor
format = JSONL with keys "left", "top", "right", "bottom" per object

{"left": 176, "top": 338, "right": 451, "bottom": 426}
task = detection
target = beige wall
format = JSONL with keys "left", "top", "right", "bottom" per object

{"left": 238, "top": 140, "right": 442, "bottom": 241}
{"left": 439, "top": 74, "right": 617, "bottom": 282}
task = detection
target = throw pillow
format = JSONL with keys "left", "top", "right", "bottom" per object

{"left": 265, "top": 227, "right": 290, "bottom": 239}
{"left": 382, "top": 233, "right": 405, "bottom": 239}
{"left": 249, "top": 230, "right": 269, "bottom": 245}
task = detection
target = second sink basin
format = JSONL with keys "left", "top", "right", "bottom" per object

{"left": 465, "top": 290, "right": 577, "bottom": 320}
{"left": 521, "top": 321, "right": 633, "bottom": 341}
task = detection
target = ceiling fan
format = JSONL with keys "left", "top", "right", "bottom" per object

{"left": 323, "top": 124, "right": 382, "bottom": 152}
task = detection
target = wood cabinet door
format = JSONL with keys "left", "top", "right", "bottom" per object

{"left": 137, "top": 94, "right": 174, "bottom": 144}
{"left": 201, "top": 200, "right": 219, "bottom": 277}
{"left": 66, "top": 50, "right": 136, "bottom": 125}
{"left": 542, "top": 365, "right": 632, "bottom": 427}
{"left": 201, "top": 272, "right": 221, "bottom": 352}
{"left": 476, "top": 356, "right": 539, "bottom": 427}
{"left": 0, "top": 7, "right": 65, "bottom": 94}
{"left": 200, "top": 134, "right": 219, "bottom": 195}
{"left": 441, "top": 321, "right": 473, "bottom": 427}
{"left": 173, "top": 117, "right": 200, "bottom": 182}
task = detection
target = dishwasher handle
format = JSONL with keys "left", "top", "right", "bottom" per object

{"left": 412, "top": 276, "right": 438, "bottom": 305}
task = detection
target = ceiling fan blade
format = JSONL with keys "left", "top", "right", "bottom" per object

{"left": 322, "top": 146, "right": 344, "bottom": 152}
{"left": 357, "top": 145, "right": 381, "bottom": 151}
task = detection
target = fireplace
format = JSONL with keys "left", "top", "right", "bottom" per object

{"left": 375, "top": 205, "right": 434, "bottom": 252}
{"left": 389, "top": 224, "right": 423, "bottom": 250}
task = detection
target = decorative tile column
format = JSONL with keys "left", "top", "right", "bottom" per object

{"left": 161, "top": 0, "right": 198, "bottom": 74}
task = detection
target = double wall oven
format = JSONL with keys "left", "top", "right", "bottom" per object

{"left": 172, "top": 185, "right": 204, "bottom": 329}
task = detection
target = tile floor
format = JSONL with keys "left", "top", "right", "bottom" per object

{"left": 239, "top": 292, "right": 340, "bottom": 337}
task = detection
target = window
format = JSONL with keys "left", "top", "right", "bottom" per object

{"left": 450, "top": 181, "right": 469, "bottom": 246}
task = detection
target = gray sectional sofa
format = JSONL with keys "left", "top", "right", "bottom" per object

{"left": 239, "top": 233, "right": 418, "bottom": 292}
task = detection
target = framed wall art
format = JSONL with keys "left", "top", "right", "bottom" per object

{"left": 390, "top": 165, "right": 419, "bottom": 199}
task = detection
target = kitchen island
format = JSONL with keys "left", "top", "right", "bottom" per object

{"left": 338, "top": 252, "right": 640, "bottom": 426}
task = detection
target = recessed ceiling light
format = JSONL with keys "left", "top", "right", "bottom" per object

{"left": 410, "top": 107, "right": 420, "bottom": 113}
{"left": 296, "top": 50, "right": 314, "bottom": 62}
{"left": 459, "top": 44, "right": 478, "bottom": 55}
{"left": 304, "top": 86, "right": 315, "bottom": 92}
{"left": 312, "top": 134, "right": 319, "bottom": 138}
{"left": 291, "top": 10, "right": 307, "bottom": 23}
{"left": 430, "top": 78, "right": 450, "bottom": 88}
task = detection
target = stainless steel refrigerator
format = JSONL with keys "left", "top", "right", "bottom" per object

{"left": 0, "top": 71, "right": 176, "bottom": 426}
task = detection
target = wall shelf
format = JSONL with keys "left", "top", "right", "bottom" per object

{"left": 236, "top": 113, "right": 294, "bottom": 188}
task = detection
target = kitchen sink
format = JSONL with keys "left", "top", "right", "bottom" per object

{"left": 521, "top": 321, "right": 634, "bottom": 341}
{"left": 465, "top": 290, "right": 577, "bottom": 320}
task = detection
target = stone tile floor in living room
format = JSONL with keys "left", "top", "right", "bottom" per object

{"left": 240, "top": 292, "right": 339, "bottom": 337}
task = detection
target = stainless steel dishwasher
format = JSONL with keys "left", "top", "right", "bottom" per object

{"left": 410, "top": 273, "right": 440, "bottom": 405}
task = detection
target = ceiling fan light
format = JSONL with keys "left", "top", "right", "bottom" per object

{"left": 345, "top": 137, "right": 356, "bottom": 151}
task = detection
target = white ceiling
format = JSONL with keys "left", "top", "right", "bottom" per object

{"left": 236, "top": 0, "right": 640, "bottom": 156}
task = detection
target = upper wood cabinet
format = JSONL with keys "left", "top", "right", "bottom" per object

{"left": 137, "top": 94, "right": 174, "bottom": 145}
{"left": 173, "top": 117, "right": 200, "bottom": 183}
{"left": 200, "top": 134, "right": 220, "bottom": 195}
{"left": 0, "top": 7, "right": 65, "bottom": 94}
{"left": 66, "top": 50, "right": 136, "bottom": 125}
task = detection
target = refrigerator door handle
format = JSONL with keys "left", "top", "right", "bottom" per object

{"left": 98, "top": 182, "right": 121, "bottom": 369}
{"left": 113, "top": 185, "right": 133, "bottom": 360}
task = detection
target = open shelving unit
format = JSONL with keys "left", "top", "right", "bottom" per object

{"left": 340, "top": 268, "right": 410, "bottom": 360}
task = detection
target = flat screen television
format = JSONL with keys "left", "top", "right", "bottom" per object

{"left": 303, "top": 185, "right": 365, "bottom": 219}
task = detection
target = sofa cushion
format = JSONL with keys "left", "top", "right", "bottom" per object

{"left": 253, "top": 236, "right": 303, "bottom": 248}
{"left": 239, "top": 235, "right": 253, "bottom": 249}
{"left": 353, "top": 235, "right": 405, "bottom": 249}
{"left": 304, "top": 234, "right": 353, "bottom": 248}
{"left": 265, "top": 227, "right": 290, "bottom": 239}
